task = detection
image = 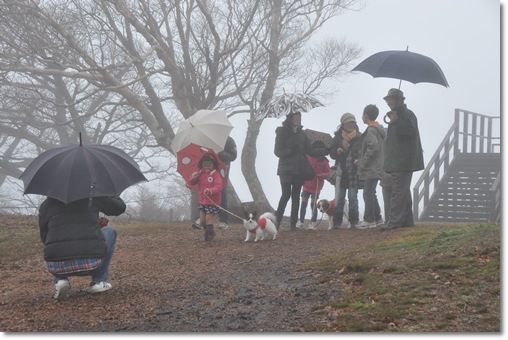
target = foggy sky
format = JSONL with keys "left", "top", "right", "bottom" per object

{"left": 228, "top": 0, "right": 501, "bottom": 218}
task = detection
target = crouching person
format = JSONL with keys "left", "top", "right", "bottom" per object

{"left": 38, "top": 196, "right": 126, "bottom": 300}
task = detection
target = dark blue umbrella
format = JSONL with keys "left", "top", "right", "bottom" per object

{"left": 19, "top": 136, "right": 147, "bottom": 204}
{"left": 352, "top": 49, "right": 449, "bottom": 88}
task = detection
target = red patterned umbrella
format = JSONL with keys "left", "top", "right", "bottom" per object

{"left": 176, "top": 143, "right": 226, "bottom": 189}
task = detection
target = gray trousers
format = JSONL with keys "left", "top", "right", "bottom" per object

{"left": 334, "top": 166, "right": 342, "bottom": 203}
{"left": 388, "top": 172, "right": 414, "bottom": 228}
{"left": 382, "top": 185, "right": 392, "bottom": 225}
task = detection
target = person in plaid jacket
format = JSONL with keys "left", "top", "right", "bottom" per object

{"left": 39, "top": 195, "right": 126, "bottom": 299}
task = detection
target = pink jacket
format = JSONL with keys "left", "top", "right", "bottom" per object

{"left": 302, "top": 156, "right": 330, "bottom": 194}
{"left": 188, "top": 169, "right": 223, "bottom": 205}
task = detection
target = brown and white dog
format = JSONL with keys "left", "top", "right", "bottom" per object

{"left": 316, "top": 199, "right": 349, "bottom": 229}
{"left": 243, "top": 212, "right": 278, "bottom": 242}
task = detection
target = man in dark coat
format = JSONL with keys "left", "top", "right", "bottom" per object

{"left": 39, "top": 196, "right": 126, "bottom": 299}
{"left": 380, "top": 88, "right": 424, "bottom": 230}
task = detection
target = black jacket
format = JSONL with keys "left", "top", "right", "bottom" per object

{"left": 218, "top": 136, "right": 237, "bottom": 180}
{"left": 38, "top": 196, "right": 126, "bottom": 261}
{"left": 218, "top": 137, "right": 237, "bottom": 166}
{"left": 384, "top": 104, "right": 424, "bottom": 173}
{"left": 274, "top": 122, "right": 315, "bottom": 177}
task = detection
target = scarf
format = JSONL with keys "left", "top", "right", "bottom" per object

{"left": 341, "top": 129, "right": 357, "bottom": 150}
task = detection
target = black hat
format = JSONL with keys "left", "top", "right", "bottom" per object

{"left": 383, "top": 88, "right": 405, "bottom": 100}
{"left": 312, "top": 140, "right": 325, "bottom": 149}
{"left": 312, "top": 140, "right": 327, "bottom": 156}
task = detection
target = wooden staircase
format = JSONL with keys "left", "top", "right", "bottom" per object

{"left": 418, "top": 153, "right": 500, "bottom": 222}
{"left": 413, "top": 109, "right": 501, "bottom": 223}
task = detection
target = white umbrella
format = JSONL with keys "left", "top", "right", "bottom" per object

{"left": 170, "top": 109, "right": 233, "bottom": 153}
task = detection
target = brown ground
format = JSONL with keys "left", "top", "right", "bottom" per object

{"left": 1, "top": 218, "right": 396, "bottom": 332}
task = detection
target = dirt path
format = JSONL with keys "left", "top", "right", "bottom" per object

{"left": 1, "top": 220, "right": 393, "bottom": 332}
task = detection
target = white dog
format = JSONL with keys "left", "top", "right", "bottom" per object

{"left": 316, "top": 199, "right": 349, "bottom": 229}
{"left": 243, "top": 212, "right": 278, "bottom": 242}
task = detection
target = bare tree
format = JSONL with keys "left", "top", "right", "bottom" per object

{"left": 0, "top": 0, "right": 363, "bottom": 215}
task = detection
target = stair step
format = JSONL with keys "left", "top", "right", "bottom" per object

{"left": 418, "top": 152, "right": 500, "bottom": 222}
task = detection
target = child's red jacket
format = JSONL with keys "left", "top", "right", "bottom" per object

{"left": 302, "top": 156, "right": 330, "bottom": 194}
{"left": 188, "top": 169, "right": 223, "bottom": 205}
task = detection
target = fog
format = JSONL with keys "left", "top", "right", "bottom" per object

{"left": 227, "top": 0, "right": 501, "bottom": 219}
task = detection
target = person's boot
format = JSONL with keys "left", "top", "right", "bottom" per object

{"left": 349, "top": 211, "right": 359, "bottom": 229}
{"left": 332, "top": 212, "right": 343, "bottom": 229}
{"left": 204, "top": 224, "right": 215, "bottom": 242}
{"left": 275, "top": 210, "right": 284, "bottom": 230}
{"left": 289, "top": 212, "right": 298, "bottom": 231}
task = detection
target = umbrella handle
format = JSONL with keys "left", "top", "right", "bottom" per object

{"left": 384, "top": 112, "right": 392, "bottom": 124}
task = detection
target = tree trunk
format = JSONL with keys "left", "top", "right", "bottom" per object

{"left": 241, "top": 118, "right": 273, "bottom": 213}
{"left": 190, "top": 191, "right": 198, "bottom": 222}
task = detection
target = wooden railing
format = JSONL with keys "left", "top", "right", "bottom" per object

{"left": 413, "top": 109, "right": 501, "bottom": 220}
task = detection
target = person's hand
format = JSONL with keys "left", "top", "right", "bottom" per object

{"left": 388, "top": 110, "right": 398, "bottom": 123}
{"left": 191, "top": 171, "right": 200, "bottom": 178}
{"left": 336, "top": 147, "right": 344, "bottom": 156}
{"left": 204, "top": 188, "right": 212, "bottom": 196}
{"left": 354, "top": 159, "right": 360, "bottom": 166}
{"left": 99, "top": 216, "right": 109, "bottom": 228}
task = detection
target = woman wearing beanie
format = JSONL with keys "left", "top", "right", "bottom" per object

{"left": 329, "top": 112, "right": 363, "bottom": 229}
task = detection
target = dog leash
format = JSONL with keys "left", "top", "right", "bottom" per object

{"left": 204, "top": 193, "right": 245, "bottom": 221}
{"left": 204, "top": 193, "right": 326, "bottom": 227}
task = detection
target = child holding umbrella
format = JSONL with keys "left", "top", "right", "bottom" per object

{"left": 187, "top": 153, "right": 223, "bottom": 242}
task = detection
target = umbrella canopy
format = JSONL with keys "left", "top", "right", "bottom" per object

{"left": 254, "top": 93, "right": 324, "bottom": 121}
{"left": 304, "top": 129, "right": 334, "bottom": 149}
{"left": 19, "top": 142, "right": 147, "bottom": 204}
{"left": 170, "top": 109, "right": 233, "bottom": 153}
{"left": 352, "top": 49, "right": 449, "bottom": 88}
{"left": 176, "top": 143, "right": 226, "bottom": 189}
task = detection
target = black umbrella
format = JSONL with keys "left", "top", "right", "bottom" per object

{"left": 19, "top": 136, "right": 147, "bottom": 204}
{"left": 352, "top": 49, "right": 449, "bottom": 88}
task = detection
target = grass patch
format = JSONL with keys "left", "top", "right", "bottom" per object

{"left": 0, "top": 215, "right": 164, "bottom": 262}
{"left": 299, "top": 223, "right": 500, "bottom": 332}
{"left": 0, "top": 214, "right": 42, "bottom": 261}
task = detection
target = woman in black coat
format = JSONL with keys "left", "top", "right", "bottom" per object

{"left": 274, "top": 111, "right": 316, "bottom": 230}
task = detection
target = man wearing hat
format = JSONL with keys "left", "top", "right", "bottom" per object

{"left": 329, "top": 112, "right": 363, "bottom": 229}
{"left": 381, "top": 88, "right": 424, "bottom": 230}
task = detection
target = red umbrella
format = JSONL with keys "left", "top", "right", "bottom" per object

{"left": 176, "top": 143, "right": 226, "bottom": 189}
